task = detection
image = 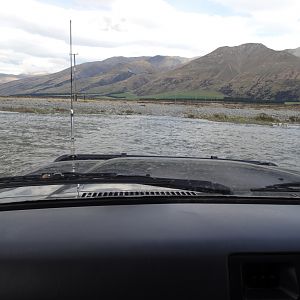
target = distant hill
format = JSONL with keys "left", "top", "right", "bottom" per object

{"left": 137, "top": 43, "right": 300, "bottom": 100}
{"left": 0, "top": 73, "right": 31, "bottom": 84}
{"left": 285, "top": 47, "right": 300, "bottom": 58}
{"left": 1, "top": 44, "right": 300, "bottom": 101}
{"left": 0, "top": 56, "right": 190, "bottom": 96}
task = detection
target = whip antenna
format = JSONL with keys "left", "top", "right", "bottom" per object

{"left": 69, "top": 20, "right": 76, "bottom": 161}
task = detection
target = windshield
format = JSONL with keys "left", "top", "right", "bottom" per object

{"left": 0, "top": 0, "right": 299, "bottom": 198}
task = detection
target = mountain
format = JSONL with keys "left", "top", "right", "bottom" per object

{"left": 0, "top": 73, "right": 31, "bottom": 84}
{"left": 285, "top": 47, "right": 300, "bottom": 58}
{"left": 1, "top": 44, "right": 300, "bottom": 100}
{"left": 0, "top": 56, "right": 190, "bottom": 96}
{"left": 137, "top": 43, "right": 300, "bottom": 100}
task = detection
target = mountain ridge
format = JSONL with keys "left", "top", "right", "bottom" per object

{"left": 285, "top": 47, "right": 300, "bottom": 58}
{"left": 137, "top": 43, "right": 300, "bottom": 100}
{"left": 0, "top": 73, "right": 33, "bottom": 84}
{"left": 0, "top": 56, "right": 191, "bottom": 96}
{"left": 1, "top": 44, "right": 300, "bottom": 101}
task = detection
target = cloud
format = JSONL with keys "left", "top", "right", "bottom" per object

{"left": 0, "top": 0, "right": 300, "bottom": 74}
{"left": 74, "top": 0, "right": 116, "bottom": 9}
{"left": 210, "top": 0, "right": 297, "bottom": 12}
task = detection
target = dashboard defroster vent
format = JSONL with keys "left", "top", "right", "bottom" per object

{"left": 81, "top": 190, "right": 200, "bottom": 198}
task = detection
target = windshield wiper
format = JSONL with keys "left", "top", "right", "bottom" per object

{"left": 0, "top": 172, "right": 232, "bottom": 195}
{"left": 251, "top": 182, "right": 300, "bottom": 192}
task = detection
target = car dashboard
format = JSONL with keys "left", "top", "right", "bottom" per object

{"left": 0, "top": 200, "right": 300, "bottom": 299}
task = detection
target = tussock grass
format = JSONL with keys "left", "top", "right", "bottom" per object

{"left": 0, "top": 106, "right": 68, "bottom": 114}
{"left": 289, "top": 115, "right": 300, "bottom": 123}
{"left": 184, "top": 112, "right": 298, "bottom": 125}
{"left": 118, "top": 109, "right": 142, "bottom": 115}
{"left": 254, "top": 113, "right": 279, "bottom": 122}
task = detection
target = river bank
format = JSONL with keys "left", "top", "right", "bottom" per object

{"left": 0, "top": 97, "right": 299, "bottom": 125}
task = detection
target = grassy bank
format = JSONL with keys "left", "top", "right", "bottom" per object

{"left": 0, "top": 106, "right": 69, "bottom": 114}
{"left": 1, "top": 97, "right": 299, "bottom": 125}
{"left": 140, "top": 90, "right": 224, "bottom": 100}
{"left": 0, "top": 105, "right": 143, "bottom": 116}
{"left": 185, "top": 112, "right": 300, "bottom": 125}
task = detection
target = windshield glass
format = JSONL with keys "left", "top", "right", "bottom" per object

{"left": 0, "top": 0, "right": 299, "bottom": 197}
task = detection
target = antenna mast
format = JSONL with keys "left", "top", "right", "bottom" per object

{"left": 69, "top": 20, "right": 75, "bottom": 160}
{"left": 73, "top": 53, "right": 78, "bottom": 102}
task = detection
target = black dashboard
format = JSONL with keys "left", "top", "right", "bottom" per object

{"left": 0, "top": 201, "right": 300, "bottom": 299}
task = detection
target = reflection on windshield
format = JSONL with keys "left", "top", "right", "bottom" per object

{"left": 0, "top": 185, "right": 64, "bottom": 202}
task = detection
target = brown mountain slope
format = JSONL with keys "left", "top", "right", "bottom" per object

{"left": 137, "top": 43, "right": 300, "bottom": 100}
{"left": 286, "top": 47, "right": 300, "bottom": 58}
{"left": 1, "top": 44, "right": 300, "bottom": 100}
{"left": 0, "top": 56, "right": 190, "bottom": 96}
{"left": 0, "top": 73, "right": 32, "bottom": 84}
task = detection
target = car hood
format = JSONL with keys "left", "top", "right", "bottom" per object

{"left": 1, "top": 156, "right": 300, "bottom": 203}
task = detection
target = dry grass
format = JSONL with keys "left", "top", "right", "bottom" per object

{"left": 0, "top": 106, "right": 68, "bottom": 114}
{"left": 184, "top": 112, "right": 299, "bottom": 125}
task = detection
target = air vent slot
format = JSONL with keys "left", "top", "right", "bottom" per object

{"left": 81, "top": 190, "right": 200, "bottom": 198}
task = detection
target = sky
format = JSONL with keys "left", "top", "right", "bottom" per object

{"left": 0, "top": 0, "right": 300, "bottom": 74}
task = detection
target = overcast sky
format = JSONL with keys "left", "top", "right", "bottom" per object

{"left": 1, "top": 0, "right": 300, "bottom": 74}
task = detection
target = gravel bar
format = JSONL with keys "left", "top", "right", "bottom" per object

{"left": 0, "top": 97, "right": 299, "bottom": 122}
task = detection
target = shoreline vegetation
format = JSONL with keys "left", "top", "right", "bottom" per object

{"left": 184, "top": 112, "right": 300, "bottom": 125}
{"left": 0, "top": 96, "right": 299, "bottom": 126}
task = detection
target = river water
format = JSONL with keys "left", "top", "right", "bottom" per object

{"left": 1, "top": 111, "right": 299, "bottom": 176}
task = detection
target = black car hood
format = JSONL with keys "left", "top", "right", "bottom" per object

{"left": 0, "top": 156, "right": 300, "bottom": 202}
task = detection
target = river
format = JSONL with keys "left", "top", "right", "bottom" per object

{"left": 1, "top": 111, "right": 299, "bottom": 176}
